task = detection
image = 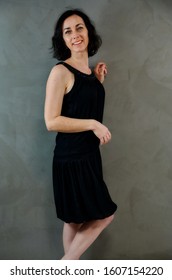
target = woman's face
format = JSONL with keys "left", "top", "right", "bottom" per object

{"left": 62, "top": 15, "right": 89, "bottom": 55}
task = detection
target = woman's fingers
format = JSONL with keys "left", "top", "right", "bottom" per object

{"left": 94, "top": 62, "right": 108, "bottom": 83}
{"left": 99, "top": 64, "right": 107, "bottom": 75}
{"left": 92, "top": 121, "right": 111, "bottom": 145}
{"left": 100, "top": 131, "right": 112, "bottom": 145}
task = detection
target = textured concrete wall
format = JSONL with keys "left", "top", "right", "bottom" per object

{"left": 0, "top": 0, "right": 172, "bottom": 260}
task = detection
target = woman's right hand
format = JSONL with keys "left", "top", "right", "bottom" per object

{"left": 92, "top": 121, "right": 111, "bottom": 145}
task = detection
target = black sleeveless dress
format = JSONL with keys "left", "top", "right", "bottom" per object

{"left": 52, "top": 62, "right": 117, "bottom": 223}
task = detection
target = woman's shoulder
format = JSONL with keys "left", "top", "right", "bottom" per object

{"left": 50, "top": 62, "right": 68, "bottom": 75}
{"left": 48, "top": 62, "right": 72, "bottom": 82}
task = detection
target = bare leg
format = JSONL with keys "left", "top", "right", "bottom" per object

{"left": 61, "top": 214, "right": 114, "bottom": 260}
{"left": 63, "top": 222, "right": 83, "bottom": 254}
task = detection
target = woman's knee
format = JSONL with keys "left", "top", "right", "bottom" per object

{"left": 102, "top": 213, "right": 115, "bottom": 227}
{"left": 64, "top": 222, "right": 83, "bottom": 233}
{"left": 105, "top": 214, "right": 115, "bottom": 225}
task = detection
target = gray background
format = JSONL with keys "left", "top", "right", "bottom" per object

{"left": 0, "top": 0, "right": 172, "bottom": 260}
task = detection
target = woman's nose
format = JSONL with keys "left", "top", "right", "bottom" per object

{"left": 72, "top": 32, "right": 79, "bottom": 40}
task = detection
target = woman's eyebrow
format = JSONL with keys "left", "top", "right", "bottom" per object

{"left": 76, "top": 23, "right": 84, "bottom": 26}
{"left": 63, "top": 27, "right": 71, "bottom": 31}
{"left": 63, "top": 23, "right": 84, "bottom": 31}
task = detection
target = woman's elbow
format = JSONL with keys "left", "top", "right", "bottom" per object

{"left": 45, "top": 120, "right": 54, "bottom": 131}
{"left": 44, "top": 115, "right": 61, "bottom": 132}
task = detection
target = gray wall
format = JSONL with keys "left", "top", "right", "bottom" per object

{"left": 0, "top": 0, "right": 172, "bottom": 260}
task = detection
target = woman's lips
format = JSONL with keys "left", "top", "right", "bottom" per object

{"left": 73, "top": 40, "right": 82, "bottom": 45}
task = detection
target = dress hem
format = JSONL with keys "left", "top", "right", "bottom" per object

{"left": 56, "top": 207, "right": 117, "bottom": 224}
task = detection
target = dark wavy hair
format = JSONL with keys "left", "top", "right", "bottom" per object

{"left": 51, "top": 9, "right": 102, "bottom": 60}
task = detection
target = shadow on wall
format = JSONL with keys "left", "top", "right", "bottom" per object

{"left": 83, "top": 0, "right": 172, "bottom": 260}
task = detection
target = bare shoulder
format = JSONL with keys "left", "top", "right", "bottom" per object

{"left": 48, "top": 64, "right": 68, "bottom": 80}
{"left": 48, "top": 64, "right": 73, "bottom": 88}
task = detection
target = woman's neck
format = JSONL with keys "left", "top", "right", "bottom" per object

{"left": 65, "top": 53, "right": 91, "bottom": 74}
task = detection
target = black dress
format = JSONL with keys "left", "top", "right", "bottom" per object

{"left": 53, "top": 62, "right": 117, "bottom": 223}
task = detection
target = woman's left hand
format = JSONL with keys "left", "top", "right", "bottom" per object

{"left": 94, "top": 62, "right": 107, "bottom": 83}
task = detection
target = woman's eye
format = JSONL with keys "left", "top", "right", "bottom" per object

{"left": 64, "top": 30, "right": 71, "bottom": 35}
{"left": 77, "top": 26, "right": 83, "bottom": 31}
{"left": 64, "top": 26, "right": 83, "bottom": 35}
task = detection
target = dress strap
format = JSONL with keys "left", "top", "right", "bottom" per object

{"left": 56, "top": 61, "right": 95, "bottom": 78}
{"left": 56, "top": 61, "right": 77, "bottom": 75}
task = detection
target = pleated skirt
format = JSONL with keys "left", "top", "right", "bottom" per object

{"left": 53, "top": 148, "right": 117, "bottom": 223}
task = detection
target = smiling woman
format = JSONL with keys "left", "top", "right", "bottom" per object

{"left": 51, "top": 9, "right": 102, "bottom": 60}
{"left": 44, "top": 9, "right": 117, "bottom": 260}
{"left": 62, "top": 15, "right": 89, "bottom": 59}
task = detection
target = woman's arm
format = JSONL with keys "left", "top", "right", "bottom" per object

{"left": 44, "top": 64, "right": 111, "bottom": 144}
{"left": 44, "top": 65, "right": 94, "bottom": 132}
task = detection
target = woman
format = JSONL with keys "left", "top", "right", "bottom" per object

{"left": 44, "top": 9, "right": 117, "bottom": 260}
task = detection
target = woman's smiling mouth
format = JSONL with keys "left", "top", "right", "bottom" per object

{"left": 73, "top": 40, "right": 82, "bottom": 45}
